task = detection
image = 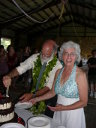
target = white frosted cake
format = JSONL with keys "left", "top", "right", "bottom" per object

{"left": 0, "top": 97, "right": 14, "bottom": 124}
{"left": 28, "top": 116, "right": 50, "bottom": 128}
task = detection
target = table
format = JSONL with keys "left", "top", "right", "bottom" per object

{"left": 15, "top": 108, "right": 56, "bottom": 128}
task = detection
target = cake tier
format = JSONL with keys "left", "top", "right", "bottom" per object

{"left": 0, "top": 97, "right": 12, "bottom": 110}
{"left": 0, "top": 97, "right": 11, "bottom": 104}
{"left": 0, "top": 96, "right": 14, "bottom": 123}
{"left": 0, "top": 111, "right": 14, "bottom": 123}
{"left": 0, "top": 106, "right": 14, "bottom": 115}
{"left": 0, "top": 113, "right": 17, "bottom": 126}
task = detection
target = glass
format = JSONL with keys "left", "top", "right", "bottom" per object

{"left": 63, "top": 52, "right": 76, "bottom": 57}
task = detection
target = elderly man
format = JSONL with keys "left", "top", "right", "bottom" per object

{"left": 3, "top": 39, "right": 62, "bottom": 117}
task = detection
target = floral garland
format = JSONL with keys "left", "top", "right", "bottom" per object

{"left": 30, "top": 55, "right": 57, "bottom": 115}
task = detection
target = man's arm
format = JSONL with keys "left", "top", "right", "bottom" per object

{"left": 19, "top": 86, "right": 50, "bottom": 102}
{"left": 34, "top": 86, "right": 50, "bottom": 97}
{"left": 3, "top": 68, "right": 19, "bottom": 87}
{"left": 8, "top": 68, "right": 19, "bottom": 78}
{"left": 3, "top": 53, "right": 39, "bottom": 87}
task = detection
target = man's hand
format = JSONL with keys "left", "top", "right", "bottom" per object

{"left": 19, "top": 93, "right": 33, "bottom": 102}
{"left": 29, "top": 97, "right": 38, "bottom": 105}
{"left": 3, "top": 76, "right": 11, "bottom": 87}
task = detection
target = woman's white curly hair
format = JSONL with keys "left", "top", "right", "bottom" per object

{"left": 59, "top": 41, "right": 81, "bottom": 64}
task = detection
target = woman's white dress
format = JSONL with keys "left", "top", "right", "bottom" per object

{"left": 53, "top": 65, "right": 86, "bottom": 128}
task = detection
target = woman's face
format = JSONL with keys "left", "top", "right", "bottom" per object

{"left": 62, "top": 48, "right": 77, "bottom": 66}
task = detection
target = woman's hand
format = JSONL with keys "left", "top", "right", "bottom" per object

{"left": 47, "top": 104, "right": 64, "bottom": 111}
{"left": 19, "top": 93, "right": 33, "bottom": 102}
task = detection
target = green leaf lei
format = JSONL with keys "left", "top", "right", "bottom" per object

{"left": 30, "top": 55, "right": 57, "bottom": 115}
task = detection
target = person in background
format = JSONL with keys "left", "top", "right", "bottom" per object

{"left": 0, "top": 45, "right": 9, "bottom": 95}
{"left": 20, "top": 45, "right": 32, "bottom": 91}
{"left": 3, "top": 39, "right": 62, "bottom": 117}
{"left": 17, "top": 47, "right": 24, "bottom": 64}
{"left": 22, "top": 46, "right": 31, "bottom": 61}
{"left": 30, "top": 41, "right": 88, "bottom": 128}
{"left": 0, "top": 45, "right": 8, "bottom": 75}
{"left": 33, "top": 48, "right": 39, "bottom": 54}
{"left": 57, "top": 46, "right": 64, "bottom": 66}
{"left": 7, "top": 45, "right": 18, "bottom": 71}
{"left": 87, "top": 49, "right": 96, "bottom": 98}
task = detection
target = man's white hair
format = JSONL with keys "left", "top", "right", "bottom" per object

{"left": 59, "top": 41, "right": 81, "bottom": 63}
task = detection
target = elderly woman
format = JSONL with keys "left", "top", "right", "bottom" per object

{"left": 30, "top": 41, "right": 88, "bottom": 128}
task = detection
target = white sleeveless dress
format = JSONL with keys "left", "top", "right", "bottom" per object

{"left": 53, "top": 64, "right": 86, "bottom": 128}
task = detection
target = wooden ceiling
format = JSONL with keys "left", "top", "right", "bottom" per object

{"left": 0, "top": 0, "right": 96, "bottom": 36}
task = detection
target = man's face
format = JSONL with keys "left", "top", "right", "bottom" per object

{"left": 41, "top": 42, "right": 54, "bottom": 63}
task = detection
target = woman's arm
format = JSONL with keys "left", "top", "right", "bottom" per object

{"left": 48, "top": 69, "right": 88, "bottom": 111}
{"left": 66, "top": 70, "right": 88, "bottom": 110}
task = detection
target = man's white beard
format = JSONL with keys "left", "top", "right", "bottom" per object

{"left": 40, "top": 53, "right": 54, "bottom": 64}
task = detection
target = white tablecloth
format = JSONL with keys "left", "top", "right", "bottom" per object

{"left": 15, "top": 108, "right": 57, "bottom": 128}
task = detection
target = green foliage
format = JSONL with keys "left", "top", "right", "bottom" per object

{"left": 31, "top": 55, "right": 57, "bottom": 92}
{"left": 30, "top": 55, "right": 57, "bottom": 114}
{"left": 30, "top": 101, "right": 46, "bottom": 115}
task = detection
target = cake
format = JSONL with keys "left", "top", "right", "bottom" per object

{"left": 0, "top": 96, "right": 15, "bottom": 124}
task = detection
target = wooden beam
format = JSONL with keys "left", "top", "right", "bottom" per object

{"left": 0, "top": 0, "right": 61, "bottom": 27}
{"left": 16, "top": 12, "right": 96, "bottom": 34}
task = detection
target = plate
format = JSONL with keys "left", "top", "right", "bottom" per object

{"left": 28, "top": 116, "right": 50, "bottom": 128}
{"left": 15, "top": 102, "right": 32, "bottom": 109}
{"left": 1, "top": 123, "right": 25, "bottom": 128}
